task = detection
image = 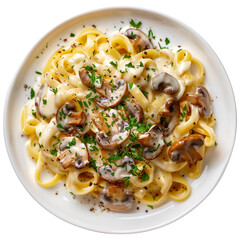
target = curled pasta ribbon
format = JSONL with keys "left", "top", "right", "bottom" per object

{"left": 152, "top": 150, "right": 187, "bottom": 173}
{"left": 134, "top": 182, "right": 167, "bottom": 206}
{"left": 66, "top": 168, "right": 99, "bottom": 195}
{"left": 174, "top": 104, "right": 200, "bottom": 138}
{"left": 26, "top": 133, "right": 40, "bottom": 161}
{"left": 35, "top": 152, "right": 61, "bottom": 187}
{"left": 154, "top": 166, "right": 172, "bottom": 195}
{"left": 130, "top": 163, "right": 154, "bottom": 188}
{"left": 21, "top": 103, "right": 40, "bottom": 135}
{"left": 190, "top": 58, "right": 204, "bottom": 84}
{"left": 129, "top": 83, "right": 150, "bottom": 110}
{"left": 168, "top": 174, "right": 191, "bottom": 201}
{"left": 193, "top": 120, "right": 216, "bottom": 147}
{"left": 110, "top": 34, "right": 134, "bottom": 56}
{"left": 75, "top": 28, "right": 104, "bottom": 45}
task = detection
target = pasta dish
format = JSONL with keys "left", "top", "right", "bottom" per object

{"left": 21, "top": 20, "right": 216, "bottom": 212}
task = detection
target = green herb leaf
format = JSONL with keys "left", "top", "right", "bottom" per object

{"left": 125, "top": 62, "right": 135, "bottom": 68}
{"left": 50, "top": 149, "right": 58, "bottom": 156}
{"left": 35, "top": 71, "right": 42, "bottom": 75}
{"left": 129, "top": 82, "right": 134, "bottom": 90}
{"left": 70, "top": 33, "right": 75, "bottom": 37}
{"left": 148, "top": 29, "right": 155, "bottom": 39}
{"left": 51, "top": 88, "right": 58, "bottom": 94}
{"left": 123, "top": 54, "right": 131, "bottom": 59}
{"left": 130, "top": 19, "right": 142, "bottom": 28}
{"left": 30, "top": 88, "right": 35, "bottom": 99}
{"left": 89, "top": 158, "right": 98, "bottom": 172}
{"left": 110, "top": 61, "right": 118, "bottom": 69}
{"left": 56, "top": 123, "right": 65, "bottom": 130}
{"left": 165, "top": 37, "right": 170, "bottom": 45}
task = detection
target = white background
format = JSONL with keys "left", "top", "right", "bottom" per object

{"left": 1, "top": 0, "right": 239, "bottom": 239}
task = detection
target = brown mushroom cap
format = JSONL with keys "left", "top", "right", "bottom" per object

{"left": 96, "top": 120, "right": 130, "bottom": 149}
{"left": 168, "top": 134, "right": 204, "bottom": 166}
{"left": 125, "top": 28, "right": 154, "bottom": 52}
{"left": 92, "top": 109, "right": 130, "bottom": 149}
{"left": 57, "top": 137, "right": 89, "bottom": 169}
{"left": 138, "top": 125, "right": 165, "bottom": 160}
{"left": 79, "top": 68, "right": 127, "bottom": 108}
{"left": 98, "top": 156, "right": 135, "bottom": 182}
{"left": 186, "top": 86, "right": 212, "bottom": 118}
{"left": 151, "top": 72, "right": 180, "bottom": 95}
{"left": 100, "top": 184, "right": 135, "bottom": 212}
{"left": 56, "top": 102, "right": 86, "bottom": 135}
{"left": 125, "top": 98, "right": 143, "bottom": 123}
{"left": 156, "top": 99, "right": 180, "bottom": 136}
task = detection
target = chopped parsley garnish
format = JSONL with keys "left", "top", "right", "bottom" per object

{"left": 35, "top": 71, "right": 42, "bottom": 75}
{"left": 130, "top": 19, "right": 142, "bottom": 28}
{"left": 125, "top": 62, "right": 135, "bottom": 68}
{"left": 30, "top": 88, "right": 35, "bottom": 99}
{"left": 147, "top": 205, "right": 153, "bottom": 209}
{"left": 89, "top": 158, "right": 98, "bottom": 172}
{"left": 123, "top": 54, "right": 131, "bottom": 59}
{"left": 110, "top": 61, "right": 118, "bottom": 69}
{"left": 51, "top": 88, "right": 58, "bottom": 94}
{"left": 139, "top": 172, "right": 149, "bottom": 182}
{"left": 32, "top": 111, "right": 37, "bottom": 118}
{"left": 123, "top": 176, "right": 130, "bottom": 187}
{"left": 56, "top": 123, "right": 65, "bottom": 130}
{"left": 70, "top": 33, "right": 75, "bottom": 37}
{"left": 179, "top": 104, "right": 187, "bottom": 122}
{"left": 129, "top": 82, "right": 134, "bottom": 90}
{"left": 50, "top": 149, "right": 58, "bottom": 156}
{"left": 165, "top": 37, "right": 170, "bottom": 45}
{"left": 158, "top": 42, "right": 168, "bottom": 50}
{"left": 148, "top": 29, "right": 155, "bottom": 39}
{"left": 42, "top": 99, "right": 47, "bottom": 105}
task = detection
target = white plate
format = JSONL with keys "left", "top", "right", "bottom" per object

{"left": 4, "top": 7, "right": 236, "bottom": 233}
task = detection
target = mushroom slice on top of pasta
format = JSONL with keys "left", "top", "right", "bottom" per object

{"left": 79, "top": 68, "right": 127, "bottom": 108}
{"left": 168, "top": 134, "right": 204, "bottom": 166}
{"left": 151, "top": 72, "right": 180, "bottom": 95}
{"left": 92, "top": 109, "right": 130, "bottom": 149}
{"left": 56, "top": 102, "right": 86, "bottom": 135}
{"left": 138, "top": 125, "right": 165, "bottom": 160}
{"left": 100, "top": 183, "right": 135, "bottom": 212}
{"left": 125, "top": 28, "right": 154, "bottom": 52}
{"left": 186, "top": 86, "right": 212, "bottom": 118}
{"left": 156, "top": 99, "right": 180, "bottom": 136}
{"left": 57, "top": 137, "right": 89, "bottom": 169}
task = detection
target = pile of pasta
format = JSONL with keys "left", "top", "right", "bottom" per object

{"left": 21, "top": 26, "right": 216, "bottom": 211}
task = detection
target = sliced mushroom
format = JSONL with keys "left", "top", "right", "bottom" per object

{"left": 138, "top": 125, "right": 165, "bottom": 160}
{"left": 168, "top": 134, "right": 204, "bottom": 166}
{"left": 186, "top": 86, "right": 212, "bottom": 118}
{"left": 100, "top": 184, "right": 135, "bottom": 212}
{"left": 57, "top": 137, "right": 89, "bottom": 169}
{"left": 56, "top": 102, "right": 86, "bottom": 135}
{"left": 125, "top": 98, "right": 143, "bottom": 123}
{"left": 98, "top": 156, "right": 135, "bottom": 182}
{"left": 125, "top": 28, "right": 154, "bottom": 52}
{"left": 92, "top": 109, "right": 130, "bottom": 149}
{"left": 35, "top": 84, "right": 57, "bottom": 118}
{"left": 156, "top": 99, "right": 180, "bottom": 136}
{"left": 79, "top": 68, "right": 127, "bottom": 108}
{"left": 151, "top": 72, "right": 180, "bottom": 95}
